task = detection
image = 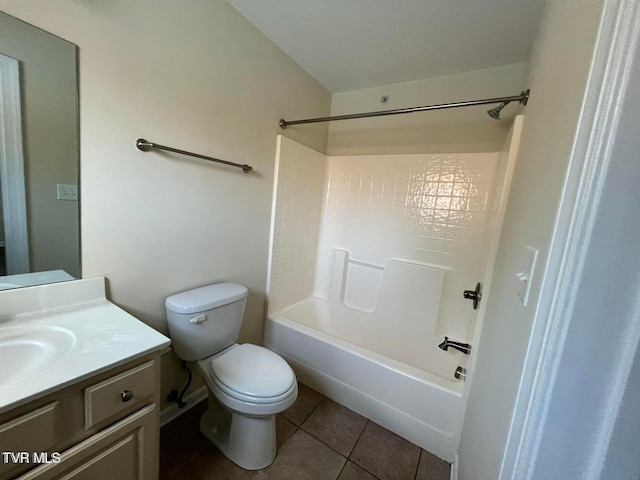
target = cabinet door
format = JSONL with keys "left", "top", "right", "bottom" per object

{"left": 18, "top": 404, "right": 158, "bottom": 480}
{"left": 0, "top": 402, "right": 60, "bottom": 479}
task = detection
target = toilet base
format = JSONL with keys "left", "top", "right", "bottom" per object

{"left": 199, "top": 393, "right": 277, "bottom": 470}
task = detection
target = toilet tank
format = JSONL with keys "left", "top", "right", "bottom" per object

{"left": 165, "top": 282, "right": 249, "bottom": 361}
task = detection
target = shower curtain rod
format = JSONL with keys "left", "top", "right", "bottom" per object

{"left": 279, "top": 89, "right": 529, "bottom": 129}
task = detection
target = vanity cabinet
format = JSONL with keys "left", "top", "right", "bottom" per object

{"left": 0, "top": 353, "right": 162, "bottom": 480}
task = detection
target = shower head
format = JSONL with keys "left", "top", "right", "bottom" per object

{"left": 487, "top": 101, "right": 511, "bottom": 120}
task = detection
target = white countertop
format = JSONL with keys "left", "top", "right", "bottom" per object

{"left": 0, "top": 277, "right": 170, "bottom": 414}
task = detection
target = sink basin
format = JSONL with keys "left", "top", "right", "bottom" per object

{"left": 0, "top": 326, "right": 76, "bottom": 384}
{"left": 0, "top": 277, "right": 171, "bottom": 414}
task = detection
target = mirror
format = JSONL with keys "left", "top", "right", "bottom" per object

{"left": 0, "top": 11, "right": 80, "bottom": 290}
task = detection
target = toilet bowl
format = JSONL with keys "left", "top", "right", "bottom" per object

{"left": 165, "top": 283, "right": 298, "bottom": 470}
{"left": 195, "top": 344, "right": 297, "bottom": 469}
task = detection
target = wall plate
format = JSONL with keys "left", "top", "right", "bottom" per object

{"left": 56, "top": 183, "right": 78, "bottom": 201}
{"left": 516, "top": 246, "right": 539, "bottom": 307}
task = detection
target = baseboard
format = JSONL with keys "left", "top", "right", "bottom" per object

{"left": 159, "top": 385, "right": 208, "bottom": 427}
{"left": 451, "top": 451, "right": 459, "bottom": 480}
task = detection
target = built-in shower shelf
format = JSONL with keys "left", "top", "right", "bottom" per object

{"left": 331, "top": 249, "right": 447, "bottom": 332}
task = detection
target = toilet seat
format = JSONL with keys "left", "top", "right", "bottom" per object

{"left": 206, "top": 344, "right": 296, "bottom": 404}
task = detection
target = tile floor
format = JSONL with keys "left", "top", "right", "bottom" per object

{"left": 160, "top": 383, "right": 450, "bottom": 480}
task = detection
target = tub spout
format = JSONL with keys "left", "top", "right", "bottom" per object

{"left": 438, "top": 336, "right": 471, "bottom": 355}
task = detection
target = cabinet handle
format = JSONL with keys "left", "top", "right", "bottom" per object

{"left": 121, "top": 390, "right": 134, "bottom": 402}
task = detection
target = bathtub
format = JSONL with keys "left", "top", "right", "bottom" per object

{"left": 265, "top": 296, "right": 466, "bottom": 462}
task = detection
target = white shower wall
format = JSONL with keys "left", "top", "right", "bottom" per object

{"left": 315, "top": 152, "right": 500, "bottom": 340}
{"left": 269, "top": 136, "right": 502, "bottom": 341}
{"left": 267, "top": 136, "right": 326, "bottom": 314}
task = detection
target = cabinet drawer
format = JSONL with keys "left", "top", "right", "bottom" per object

{"left": 84, "top": 361, "right": 155, "bottom": 429}
{"left": 0, "top": 402, "right": 59, "bottom": 477}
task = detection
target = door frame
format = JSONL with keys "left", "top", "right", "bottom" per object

{"left": 502, "top": 0, "right": 640, "bottom": 478}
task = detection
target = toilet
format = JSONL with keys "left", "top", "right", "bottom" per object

{"left": 165, "top": 282, "right": 297, "bottom": 470}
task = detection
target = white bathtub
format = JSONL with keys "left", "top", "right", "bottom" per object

{"left": 265, "top": 296, "right": 466, "bottom": 462}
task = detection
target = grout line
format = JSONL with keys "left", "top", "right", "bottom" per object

{"left": 348, "top": 419, "right": 369, "bottom": 460}
{"left": 414, "top": 449, "right": 423, "bottom": 480}
{"left": 293, "top": 397, "right": 374, "bottom": 475}
{"left": 346, "top": 420, "right": 386, "bottom": 480}
{"left": 297, "top": 398, "right": 350, "bottom": 457}
{"left": 335, "top": 458, "right": 348, "bottom": 480}
{"left": 277, "top": 424, "right": 299, "bottom": 454}
{"left": 299, "top": 389, "right": 425, "bottom": 479}
{"left": 298, "top": 424, "right": 348, "bottom": 461}
{"left": 304, "top": 395, "right": 325, "bottom": 422}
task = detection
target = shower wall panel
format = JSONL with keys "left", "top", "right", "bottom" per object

{"left": 268, "top": 136, "right": 327, "bottom": 314}
{"left": 314, "top": 152, "right": 500, "bottom": 339}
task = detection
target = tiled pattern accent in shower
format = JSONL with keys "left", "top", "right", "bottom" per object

{"left": 314, "top": 153, "right": 500, "bottom": 339}
{"left": 268, "top": 137, "right": 326, "bottom": 314}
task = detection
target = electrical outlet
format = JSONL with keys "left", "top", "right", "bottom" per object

{"left": 57, "top": 184, "right": 78, "bottom": 201}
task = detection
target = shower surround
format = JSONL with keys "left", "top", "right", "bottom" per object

{"left": 266, "top": 135, "right": 506, "bottom": 460}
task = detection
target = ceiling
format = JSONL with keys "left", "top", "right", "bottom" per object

{"left": 228, "top": 0, "right": 546, "bottom": 93}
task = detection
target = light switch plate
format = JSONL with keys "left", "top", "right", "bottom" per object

{"left": 517, "top": 246, "right": 539, "bottom": 306}
{"left": 57, "top": 184, "right": 78, "bottom": 201}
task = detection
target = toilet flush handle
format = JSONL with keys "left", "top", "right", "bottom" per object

{"left": 189, "top": 314, "right": 207, "bottom": 324}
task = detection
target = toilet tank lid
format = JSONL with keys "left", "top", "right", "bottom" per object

{"left": 165, "top": 282, "right": 248, "bottom": 314}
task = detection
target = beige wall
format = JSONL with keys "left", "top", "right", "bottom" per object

{"left": 457, "top": 0, "right": 605, "bottom": 479}
{"left": 327, "top": 63, "right": 527, "bottom": 156}
{"left": 0, "top": 12, "right": 80, "bottom": 277}
{"left": 0, "top": 0, "right": 330, "bottom": 406}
